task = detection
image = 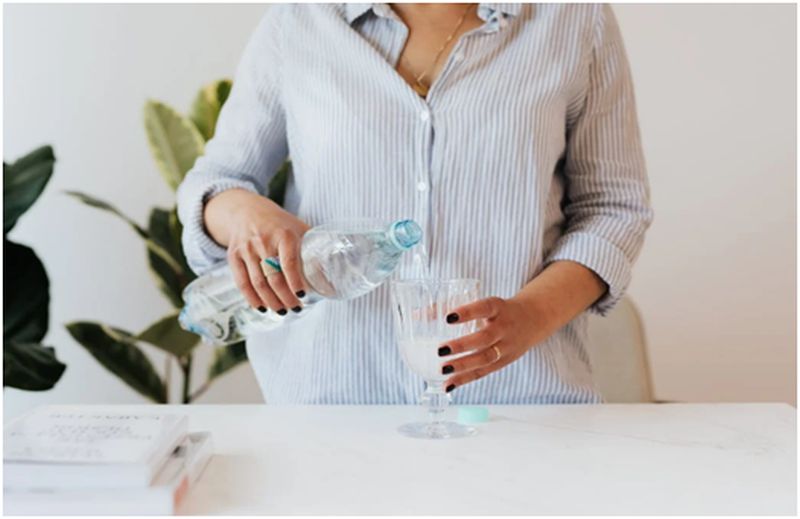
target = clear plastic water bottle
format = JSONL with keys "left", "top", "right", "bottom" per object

{"left": 179, "top": 219, "right": 422, "bottom": 345}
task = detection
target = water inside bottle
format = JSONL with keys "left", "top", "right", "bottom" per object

{"left": 302, "top": 227, "right": 405, "bottom": 300}
{"left": 181, "top": 218, "right": 423, "bottom": 345}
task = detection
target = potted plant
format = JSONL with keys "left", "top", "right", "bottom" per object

{"left": 66, "top": 79, "right": 288, "bottom": 403}
{"left": 4, "top": 145, "right": 67, "bottom": 390}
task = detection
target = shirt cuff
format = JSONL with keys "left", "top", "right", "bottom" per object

{"left": 180, "top": 177, "right": 260, "bottom": 274}
{"left": 543, "top": 232, "right": 632, "bottom": 316}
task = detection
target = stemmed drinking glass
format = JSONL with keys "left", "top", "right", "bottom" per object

{"left": 390, "top": 278, "right": 480, "bottom": 439}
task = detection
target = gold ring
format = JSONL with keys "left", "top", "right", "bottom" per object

{"left": 492, "top": 345, "right": 502, "bottom": 362}
{"left": 261, "top": 257, "right": 283, "bottom": 277}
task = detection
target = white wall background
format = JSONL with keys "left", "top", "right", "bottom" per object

{"left": 615, "top": 4, "right": 796, "bottom": 405}
{"left": 4, "top": 4, "right": 796, "bottom": 419}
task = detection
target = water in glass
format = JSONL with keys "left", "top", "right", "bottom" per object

{"left": 390, "top": 276, "right": 480, "bottom": 439}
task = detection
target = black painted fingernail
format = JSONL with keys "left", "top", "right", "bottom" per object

{"left": 257, "top": 306, "right": 267, "bottom": 313}
{"left": 292, "top": 306, "right": 302, "bottom": 313}
{"left": 296, "top": 290, "right": 306, "bottom": 298}
{"left": 277, "top": 308, "right": 288, "bottom": 316}
{"left": 442, "top": 365, "right": 454, "bottom": 375}
{"left": 438, "top": 346, "right": 452, "bottom": 357}
{"left": 446, "top": 384, "right": 456, "bottom": 393}
{"left": 446, "top": 313, "right": 459, "bottom": 323}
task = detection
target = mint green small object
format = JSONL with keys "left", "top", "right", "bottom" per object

{"left": 458, "top": 406, "right": 489, "bottom": 424}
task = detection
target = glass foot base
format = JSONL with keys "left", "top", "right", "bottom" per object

{"left": 398, "top": 421, "right": 476, "bottom": 439}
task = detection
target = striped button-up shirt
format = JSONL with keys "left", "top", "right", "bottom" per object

{"left": 177, "top": 3, "right": 653, "bottom": 404}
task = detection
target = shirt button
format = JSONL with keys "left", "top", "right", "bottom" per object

{"left": 416, "top": 181, "right": 427, "bottom": 192}
{"left": 452, "top": 52, "right": 464, "bottom": 62}
{"left": 419, "top": 110, "right": 430, "bottom": 122}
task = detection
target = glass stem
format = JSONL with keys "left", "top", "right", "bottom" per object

{"left": 424, "top": 382, "right": 448, "bottom": 427}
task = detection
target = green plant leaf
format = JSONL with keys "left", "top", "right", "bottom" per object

{"left": 4, "top": 240, "right": 49, "bottom": 343}
{"left": 143, "top": 101, "right": 205, "bottom": 190}
{"left": 3, "top": 145, "right": 55, "bottom": 234}
{"left": 149, "top": 207, "right": 194, "bottom": 278}
{"left": 168, "top": 209, "right": 195, "bottom": 277}
{"left": 147, "top": 207, "right": 192, "bottom": 307}
{"left": 4, "top": 342, "right": 66, "bottom": 390}
{"left": 147, "top": 249, "right": 185, "bottom": 309}
{"left": 136, "top": 313, "right": 199, "bottom": 358}
{"left": 2, "top": 146, "right": 63, "bottom": 392}
{"left": 66, "top": 191, "right": 185, "bottom": 278}
{"left": 149, "top": 208, "right": 182, "bottom": 262}
{"left": 208, "top": 341, "right": 248, "bottom": 380}
{"left": 268, "top": 160, "right": 291, "bottom": 207}
{"left": 216, "top": 80, "right": 232, "bottom": 107}
{"left": 66, "top": 321, "right": 167, "bottom": 403}
{"left": 189, "top": 79, "right": 232, "bottom": 141}
{"left": 65, "top": 190, "right": 148, "bottom": 239}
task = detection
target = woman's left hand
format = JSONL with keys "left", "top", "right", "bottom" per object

{"left": 438, "top": 295, "right": 555, "bottom": 392}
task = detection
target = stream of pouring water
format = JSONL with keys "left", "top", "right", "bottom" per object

{"left": 409, "top": 242, "right": 439, "bottom": 328}
{"left": 411, "top": 243, "right": 432, "bottom": 281}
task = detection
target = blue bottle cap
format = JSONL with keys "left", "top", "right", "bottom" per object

{"left": 458, "top": 406, "right": 490, "bottom": 424}
{"left": 389, "top": 219, "right": 422, "bottom": 250}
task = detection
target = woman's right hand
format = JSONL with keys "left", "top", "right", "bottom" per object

{"left": 204, "top": 188, "right": 310, "bottom": 314}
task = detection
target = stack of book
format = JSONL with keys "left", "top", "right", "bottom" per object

{"left": 3, "top": 406, "right": 213, "bottom": 515}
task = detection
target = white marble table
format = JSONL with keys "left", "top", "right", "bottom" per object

{"left": 52, "top": 404, "right": 800, "bottom": 514}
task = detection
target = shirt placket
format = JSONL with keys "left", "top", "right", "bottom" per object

{"left": 415, "top": 106, "right": 433, "bottom": 276}
{"left": 411, "top": 11, "right": 507, "bottom": 278}
{"left": 376, "top": 5, "right": 509, "bottom": 279}
{"left": 412, "top": 42, "right": 472, "bottom": 277}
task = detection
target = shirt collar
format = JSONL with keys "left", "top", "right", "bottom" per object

{"left": 344, "top": 3, "right": 523, "bottom": 25}
{"left": 344, "top": 3, "right": 374, "bottom": 24}
{"left": 479, "top": 3, "right": 522, "bottom": 19}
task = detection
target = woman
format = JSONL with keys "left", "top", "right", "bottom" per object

{"left": 177, "top": 3, "right": 653, "bottom": 404}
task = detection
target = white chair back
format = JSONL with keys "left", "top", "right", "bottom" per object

{"left": 585, "top": 296, "right": 654, "bottom": 403}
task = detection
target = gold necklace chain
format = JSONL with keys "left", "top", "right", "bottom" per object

{"left": 407, "top": 4, "right": 474, "bottom": 97}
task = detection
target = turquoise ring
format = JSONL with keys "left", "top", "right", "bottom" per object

{"left": 262, "top": 257, "right": 283, "bottom": 276}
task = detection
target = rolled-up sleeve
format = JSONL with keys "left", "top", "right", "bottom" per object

{"left": 544, "top": 5, "right": 653, "bottom": 316}
{"left": 176, "top": 7, "right": 288, "bottom": 275}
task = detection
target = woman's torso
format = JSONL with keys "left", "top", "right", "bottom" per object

{"left": 246, "top": 3, "right": 603, "bottom": 404}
